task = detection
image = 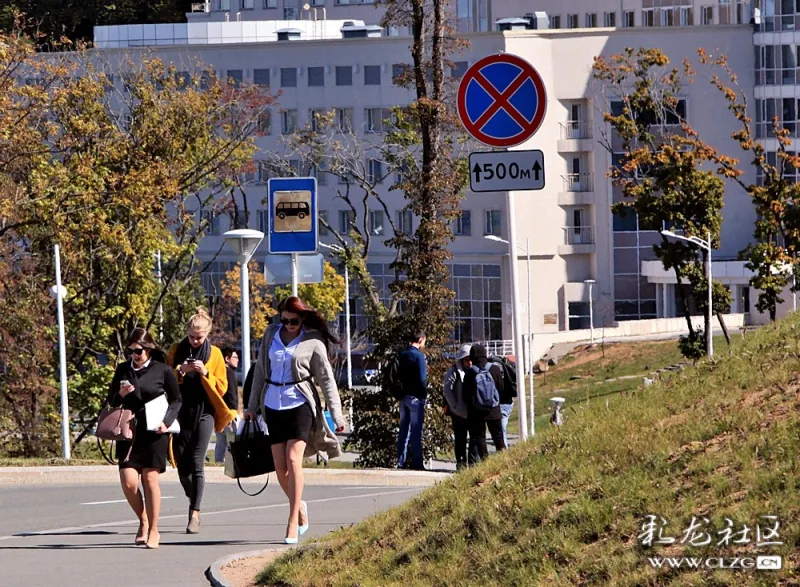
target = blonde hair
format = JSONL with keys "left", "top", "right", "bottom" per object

{"left": 187, "top": 307, "right": 212, "bottom": 333}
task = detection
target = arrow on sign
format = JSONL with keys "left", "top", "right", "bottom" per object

{"left": 472, "top": 163, "right": 482, "bottom": 183}
{"left": 532, "top": 161, "right": 542, "bottom": 181}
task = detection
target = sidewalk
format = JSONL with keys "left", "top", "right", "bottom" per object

{"left": 0, "top": 464, "right": 450, "bottom": 487}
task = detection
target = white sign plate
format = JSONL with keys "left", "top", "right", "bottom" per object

{"left": 469, "top": 150, "right": 545, "bottom": 193}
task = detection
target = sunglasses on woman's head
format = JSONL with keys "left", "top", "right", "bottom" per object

{"left": 281, "top": 317, "right": 300, "bottom": 326}
{"left": 125, "top": 347, "right": 145, "bottom": 357}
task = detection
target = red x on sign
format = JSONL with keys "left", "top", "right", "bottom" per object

{"left": 457, "top": 53, "right": 547, "bottom": 148}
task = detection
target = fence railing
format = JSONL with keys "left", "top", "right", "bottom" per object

{"left": 561, "top": 173, "right": 593, "bottom": 192}
{"left": 559, "top": 120, "right": 592, "bottom": 140}
{"left": 563, "top": 226, "right": 595, "bottom": 245}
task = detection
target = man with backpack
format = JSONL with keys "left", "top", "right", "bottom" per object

{"left": 491, "top": 355, "right": 518, "bottom": 448}
{"left": 443, "top": 344, "right": 471, "bottom": 470}
{"left": 393, "top": 330, "right": 428, "bottom": 470}
{"left": 463, "top": 344, "right": 506, "bottom": 464}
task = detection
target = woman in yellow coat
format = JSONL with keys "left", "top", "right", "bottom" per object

{"left": 167, "top": 308, "right": 237, "bottom": 535}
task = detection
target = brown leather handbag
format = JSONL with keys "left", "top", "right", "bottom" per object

{"left": 95, "top": 404, "right": 135, "bottom": 442}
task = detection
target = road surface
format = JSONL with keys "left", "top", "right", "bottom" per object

{"left": 0, "top": 480, "right": 424, "bottom": 587}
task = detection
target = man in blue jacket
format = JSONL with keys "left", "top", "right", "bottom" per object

{"left": 397, "top": 330, "right": 427, "bottom": 470}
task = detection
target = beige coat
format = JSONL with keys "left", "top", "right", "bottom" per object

{"left": 247, "top": 324, "right": 346, "bottom": 459}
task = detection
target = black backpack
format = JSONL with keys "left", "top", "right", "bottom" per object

{"left": 383, "top": 353, "right": 405, "bottom": 401}
{"left": 489, "top": 355, "right": 518, "bottom": 399}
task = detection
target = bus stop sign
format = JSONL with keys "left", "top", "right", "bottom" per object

{"left": 267, "top": 177, "right": 318, "bottom": 254}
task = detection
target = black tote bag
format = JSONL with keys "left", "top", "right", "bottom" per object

{"left": 229, "top": 419, "right": 275, "bottom": 496}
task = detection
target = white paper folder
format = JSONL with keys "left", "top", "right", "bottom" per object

{"left": 144, "top": 394, "right": 180, "bottom": 433}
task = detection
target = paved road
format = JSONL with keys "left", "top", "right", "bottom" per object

{"left": 0, "top": 481, "right": 424, "bottom": 587}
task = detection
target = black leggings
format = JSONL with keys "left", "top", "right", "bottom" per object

{"left": 175, "top": 414, "right": 214, "bottom": 511}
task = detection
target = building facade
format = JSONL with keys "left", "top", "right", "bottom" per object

{"left": 91, "top": 6, "right": 775, "bottom": 345}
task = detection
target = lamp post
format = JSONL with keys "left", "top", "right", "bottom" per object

{"left": 223, "top": 229, "right": 265, "bottom": 373}
{"left": 661, "top": 230, "right": 713, "bottom": 358}
{"left": 485, "top": 234, "right": 532, "bottom": 438}
{"left": 584, "top": 279, "right": 596, "bottom": 345}
{"left": 319, "top": 242, "right": 352, "bottom": 390}
{"left": 154, "top": 250, "right": 163, "bottom": 342}
{"left": 50, "top": 245, "right": 71, "bottom": 460}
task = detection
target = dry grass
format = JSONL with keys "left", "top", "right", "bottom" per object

{"left": 257, "top": 318, "right": 800, "bottom": 586}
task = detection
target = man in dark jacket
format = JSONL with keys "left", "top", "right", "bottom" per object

{"left": 215, "top": 347, "right": 240, "bottom": 462}
{"left": 463, "top": 344, "right": 506, "bottom": 464}
{"left": 397, "top": 330, "right": 427, "bottom": 470}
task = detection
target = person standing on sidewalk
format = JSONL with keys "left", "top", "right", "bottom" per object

{"left": 110, "top": 328, "right": 181, "bottom": 549}
{"left": 167, "top": 308, "right": 237, "bottom": 535}
{"left": 464, "top": 344, "right": 506, "bottom": 464}
{"left": 214, "top": 347, "right": 240, "bottom": 463}
{"left": 443, "top": 344, "right": 471, "bottom": 470}
{"left": 396, "top": 330, "right": 428, "bottom": 470}
{"left": 246, "top": 296, "right": 346, "bottom": 545}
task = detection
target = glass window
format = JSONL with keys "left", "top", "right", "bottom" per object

{"left": 485, "top": 210, "right": 502, "bottom": 236}
{"left": 335, "top": 66, "right": 353, "bottom": 86}
{"left": 397, "top": 210, "right": 413, "bottom": 234}
{"left": 613, "top": 209, "right": 637, "bottom": 232}
{"left": 335, "top": 108, "right": 353, "bottom": 132}
{"left": 585, "top": 13, "right": 598, "bottom": 27}
{"left": 257, "top": 210, "right": 269, "bottom": 233}
{"left": 281, "top": 109, "right": 298, "bottom": 134}
{"left": 454, "top": 210, "right": 472, "bottom": 236}
{"left": 701, "top": 6, "right": 713, "bottom": 24}
{"left": 241, "top": 0, "right": 254, "bottom": 9}
{"left": 392, "top": 64, "right": 407, "bottom": 84}
{"left": 308, "top": 66, "right": 324, "bottom": 87}
{"left": 367, "top": 159, "right": 384, "bottom": 184}
{"left": 365, "top": 107, "right": 391, "bottom": 132}
{"left": 280, "top": 68, "right": 297, "bottom": 88}
{"left": 369, "top": 210, "right": 384, "bottom": 235}
{"left": 226, "top": 69, "right": 243, "bottom": 86}
{"left": 567, "top": 14, "right": 579, "bottom": 28}
{"left": 483, "top": 265, "right": 501, "bottom": 277}
{"left": 364, "top": 65, "right": 381, "bottom": 85}
{"left": 339, "top": 210, "right": 355, "bottom": 233}
{"left": 549, "top": 15, "right": 561, "bottom": 29}
{"left": 318, "top": 210, "right": 329, "bottom": 236}
{"left": 642, "top": 8, "right": 655, "bottom": 26}
{"left": 568, "top": 302, "right": 591, "bottom": 330}
{"left": 623, "top": 10, "right": 634, "bottom": 27}
{"left": 453, "top": 264, "right": 471, "bottom": 277}
{"left": 253, "top": 68, "right": 270, "bottom": 87}
{"left": 604, "top": 12, "right": 616, "bottom": 27}
{"left": 255, "top": 110, "right": 271, "bottom": 134}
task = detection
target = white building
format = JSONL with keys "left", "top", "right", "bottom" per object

{"left": 89, "top": 4, "right": 789, "bottom": 351}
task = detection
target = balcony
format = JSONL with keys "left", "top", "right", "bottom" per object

{"left": 557, "top": 121, "right": 593, "bottom": 152}
{"left": 561, "top": 173, "right": 593, "bottom": 192}
{"left": 558, "top": 226, "right": 596, "bottom": 255}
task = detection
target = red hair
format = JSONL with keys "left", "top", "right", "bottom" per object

{"left": 278, "top": 296, "right": 340, "bottom": 348}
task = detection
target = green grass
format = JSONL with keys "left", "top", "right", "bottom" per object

{"left": 258, "top": 324, "right": 798, "bottom": 586}
{"left": 0, "top": 458, "right": 108, "bottom": 467}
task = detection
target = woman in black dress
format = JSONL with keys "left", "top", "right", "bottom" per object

{"left": 108, "top": 328, "right": 181, "bottom": 550}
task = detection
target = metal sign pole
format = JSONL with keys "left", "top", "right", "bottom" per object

{"left": 507, "top": 193, "right": 529, "bottom": 442}
{"left": 54, "top": 245, "right": 71, "bottom": 460}
{"left": 291, "top": 253, "right": 299, "bottom": 297}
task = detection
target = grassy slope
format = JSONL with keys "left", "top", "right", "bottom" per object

{"left": 259, "top": 322, "right": 799, "bottom": 586}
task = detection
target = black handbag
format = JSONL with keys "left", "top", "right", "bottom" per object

{"left": 229, "top": 419, "right": 275, "bottom": 496}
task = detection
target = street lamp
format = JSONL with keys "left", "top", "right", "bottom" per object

{"left": 584, "top": 279, "right": 595, "bottom": 345}
{"left": 50, "top": 244, "right": 70, "bottom": 460}
{"left": 319, "top": 242, "right": 352, "bottom": 391}
{"left": 485, "top": 234, "right": 530, "bottom": 439}
{"left": 223, "top": 229, "right": 265, "bottom": 373}
{"left": 661, "top": 230, "right": 713, "bottom": 358}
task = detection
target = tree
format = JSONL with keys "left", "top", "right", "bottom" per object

{"left": 273, "top": 1, "right": 469, "bottom": 466}
{"left": 0, "top": 26, "right": 274, "bottom": 452}
{"left": 700, "top": 50, "right": 800, "bottom": 321}
{"left": 593, "top": 48, "right": 733, "bottom": 357}
{"left": 275, "top": 261, "right": 346, "bottom": 322}
{"left": 213, "top": 260, "right": 345, "bottom": 353}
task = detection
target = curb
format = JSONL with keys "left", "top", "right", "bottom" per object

{"left": 0, "top": 466, "right": 452, "bottom": 487}
{"left": 206, "top": 547, "right": 290, "bottom": 587}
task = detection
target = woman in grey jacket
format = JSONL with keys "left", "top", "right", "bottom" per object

{"left": 245, "top": 296, "right": 346, "bottom": 544}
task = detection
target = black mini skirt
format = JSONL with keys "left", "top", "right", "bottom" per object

{"left": 264, "top": 402, "right": 314, "bottom": 445}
